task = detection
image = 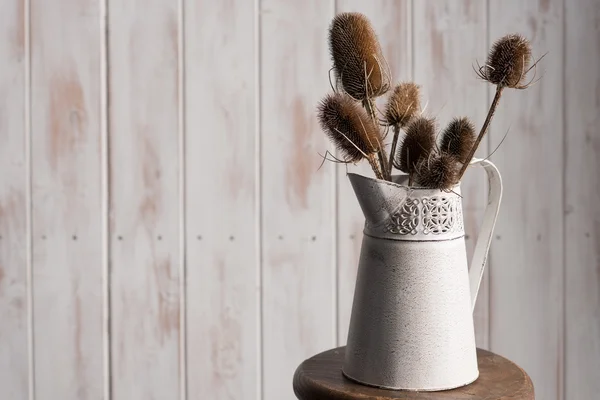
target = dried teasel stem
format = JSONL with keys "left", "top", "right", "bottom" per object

{"left": 458, "top": 33, "right": 537, "bottom": 180}
{"left": 377, "top": 150, "right": 390, "bottom": 181}
{"left": 362, "top": 97, "right": 377, "bottom": 121}
{"left": 367, "top": 153, "right": 384, "bottom": 180}
{"left": 388, "top": 125, "right": 401, "bottom": 176}
{"left": 362, "top": 97, "right": 390, "bottom": 180}
{"left": 457, "top": 86, "right": 503, "bottom": 179}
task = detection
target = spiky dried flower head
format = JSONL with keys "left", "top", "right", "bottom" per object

{"left": 329, "top": 12, "right": 390, "bottom": 100}
{"left": 385, "top": 82, "right": 421, "bottom": 127}
{"left": 395, "top": 117, "right": 436, "bottom": 174}
{"left": 317, "top": 93, "right": 382, "bottom": 163}
{"left": 479, "top": 34, "right": 532, "bottom": 89}
{"left": 440, "top": 117, "right": 476, "bottom": 163}
{"left": 414, "top": 153, "right": 460, "bottom": 190}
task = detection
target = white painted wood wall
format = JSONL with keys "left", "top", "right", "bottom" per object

{"left": 0, "top": 0, "right": 597, "bottom": 399}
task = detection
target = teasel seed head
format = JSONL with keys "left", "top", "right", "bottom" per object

{"left": 317, "top": 93, "right": 383, "bottom": 163}
{"left": 395, "top": 116, "right": 436, "bottom": 174}
{"left": 414, "top": 153, "right": 460, "bottom": 190}
{"left": 385, "top": 82, "right": 421, "bottom": 128}
{"left": 329, "top": 12, "right": 390, "bottom": 100}
{"left": 479, "top": 33, "right": 533, "bottom": 89}
{"left": 440, "top": 117, "right": 476, "bottom": 163}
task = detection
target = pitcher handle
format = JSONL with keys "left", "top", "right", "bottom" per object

{"left": 468, "top": 158, "right": 503, "bottom": 311}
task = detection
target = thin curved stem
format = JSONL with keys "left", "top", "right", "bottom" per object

{"left": 362, "top": 98, "right": 390, "bottom": 180}
{"left": 457, "top": 85, "right": 504, "bottom": 180}
{"left": 388, "top": 124, "right": 400, "bottom": 177}
{"left": 367, "top": 153, "right": 384, "bottom": 180}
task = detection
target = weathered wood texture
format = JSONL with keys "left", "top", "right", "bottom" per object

{"left": 0, "top": 1, "right": 28, "bottom": 399}
{"left": 260, "top": 1, "right": 336, "bottom": 399}
{"left": 335, "top": 0, "right": 412, "bottom": 346}
{"left": 2, "top": 1, "right": 600, "bottom": 400}
{"left": 108, "top": 0, "right": 182, "bottom": 398}
{"left": 184, "top": 0, "right": 259, "bottom": 399}
{"left": 293, "top": 347, "right": 534, "bottom": 400}
{"left": 30, "top": 0, "right": 105, "bottom": 398}
{"left": 488, "top": 1, "right": 565, "bottom": 400}
{"left": 565, "top": 0, "right": 600, "bottom": 399}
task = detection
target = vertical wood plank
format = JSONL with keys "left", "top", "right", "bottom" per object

{"left": 184, "top": 0, "right": 259, "bottom": 399}
{"left": 30, "top": 0, "right": 104, "bottom": 398}
{"left": 0, "top": 0, "right": 28, "bottom": 398}
{"left": 108, "top": 0, "right": 182, "bottom": 398}
{"left": 260, "top": 1, "right": 335, "bottom": 398}
{"left": 565, "top": 0, "right": 600, "bottom": 398}
{"left": 413, "top": 0, "right": 490, "bottom": 349}
{"left": 334, "top": 0, "right": 412, "bottom": 346}
{"left": 488, "top": 1, "right": 564, "bottom": 399}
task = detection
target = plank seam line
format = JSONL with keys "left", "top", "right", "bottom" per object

{"left": 99, "top": 0, "right": 111, "bottom": 398}
{"left": 332, "top": 0, "right": 339, "bottom": 349}
{"left": 254, "top": 0, "right": 264, "bottom": 399}
{"left": 25, "top": 0, "right": 35, "bottom": 397}
{"left": 485, "top": 0, "right": 492, "bottom": 350}
{"left": 410, "top": 0, "right": 415, "bottom": 85}
{"left": 485, "top": 0, "right": 491, "bottom": 351}
{"left": 560, "top": 0, "right": 566, "bottom": 398}
{"left": 177, "top": 0, "right": 188, "bottom": 397}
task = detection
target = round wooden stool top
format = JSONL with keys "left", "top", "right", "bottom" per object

{"left": 293, "top": 346, "right": 534, "bottom": 399}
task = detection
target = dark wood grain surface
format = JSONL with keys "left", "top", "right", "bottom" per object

{"left": 293, "top": 346, "right": 534, "bottom": 399}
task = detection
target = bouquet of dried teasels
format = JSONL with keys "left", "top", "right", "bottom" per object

{"left": 317, "top": 12, "right": 542, "bottom": 190}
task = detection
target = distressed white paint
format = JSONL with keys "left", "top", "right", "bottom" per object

{"left": 184, "top": 0, "right": 259, "bottom": 399}
{"left": 0, "top": 1, "right": 28, "bottom": 399}
{"left": 108, "top": 0, "right": 182, "bottom": 399}
{"left": 343, "top": 158, "right": 501, "bottom": 390}
{"left": 488, "top": 1, "right": 565, "bottom": 400}
{"left": 0, "top": 1, "right": 598, "bottom": 399}
{"left": 30, "top": 0, "right": 105, "bottom": 399}
{"left": 565, "top": 0, "right": 600, "bottom": 399}
{"left": 259, "top": 1, "right": 336, "bottom": 399}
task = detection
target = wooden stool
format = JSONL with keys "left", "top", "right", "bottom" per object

{"left": 293, "top": 346, "right": 534, "bottom": 399}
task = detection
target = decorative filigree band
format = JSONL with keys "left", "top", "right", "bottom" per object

{"left": 382, "top": 195, "right": 464, "bottom": 237}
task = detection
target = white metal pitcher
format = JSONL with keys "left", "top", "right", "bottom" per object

{"left": 342, "top": 158, "right": 503, "bottom": 391}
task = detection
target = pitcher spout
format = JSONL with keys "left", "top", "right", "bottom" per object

{"left": 347, "top": 173, "right": 410, "bottom": 228}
